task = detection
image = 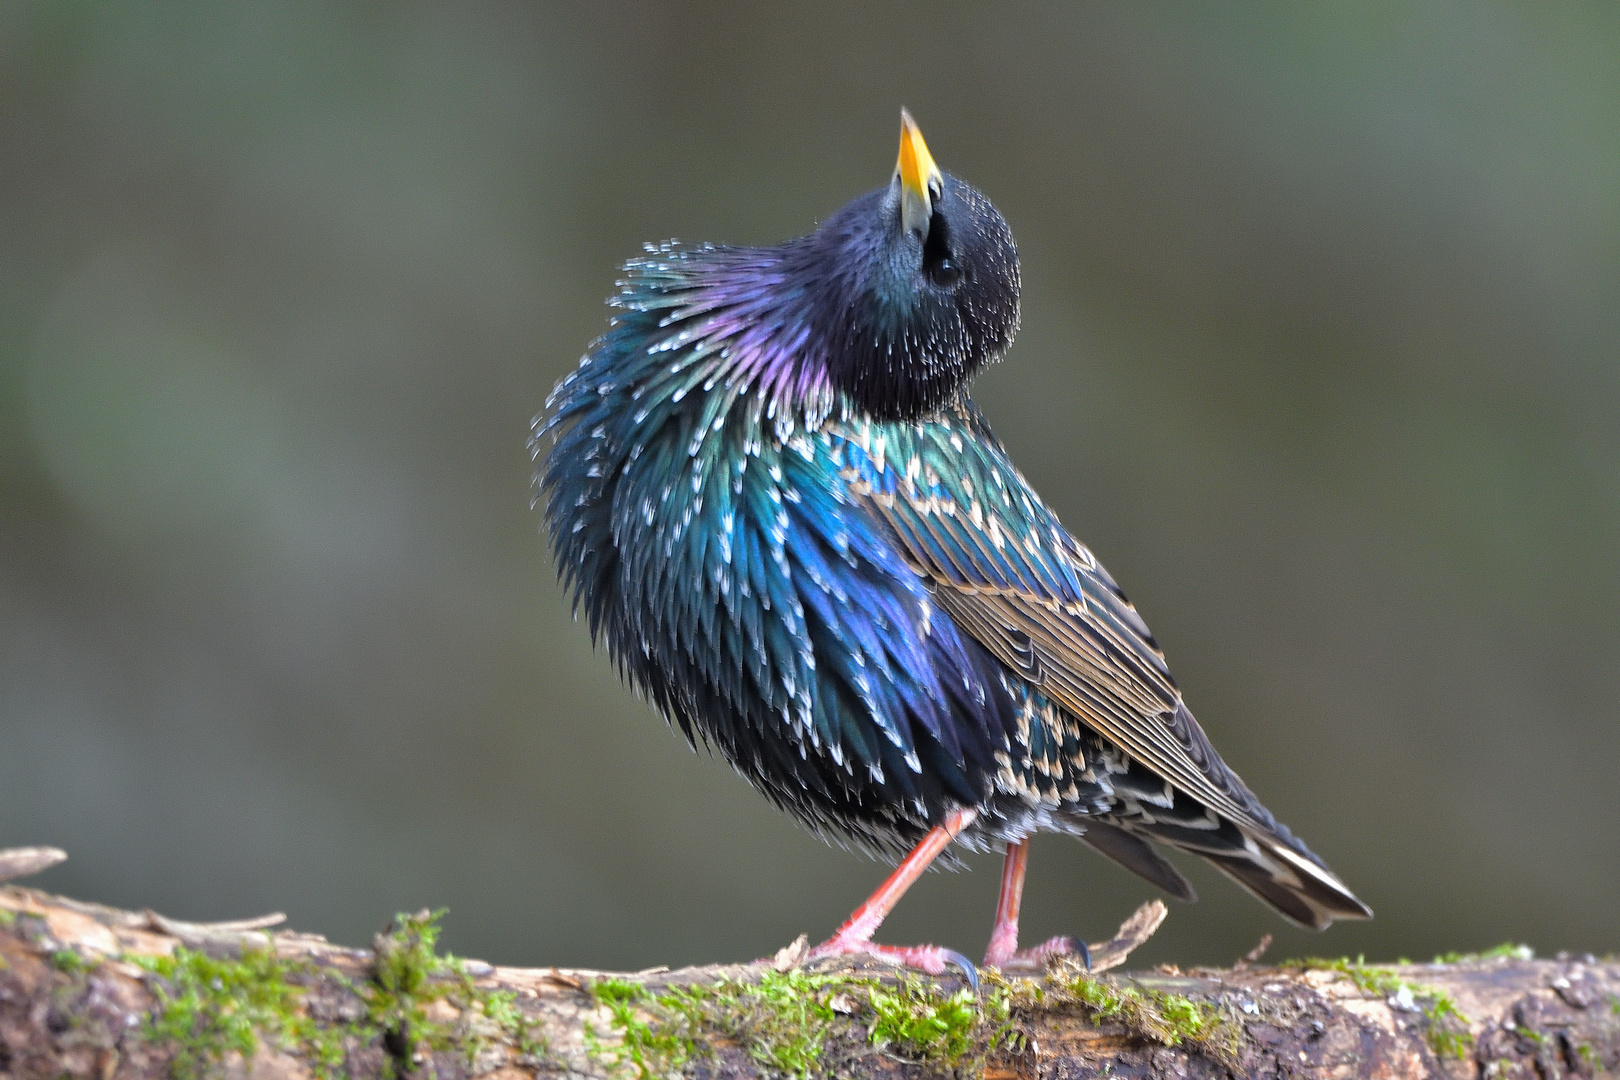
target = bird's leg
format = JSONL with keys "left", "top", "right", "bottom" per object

{"left": 806, "top": 807, "right": 978, "bottom": 980}
{"left": 983, "top": 838, "right": 1090, "bottom": 970}
{"left": 983, "top": 837, "right": 1030, "bottom": 965}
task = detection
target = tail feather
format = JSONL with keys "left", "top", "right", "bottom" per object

{"left": 1101, "top": 784, "right": 1372, "bottom": 928}
{"left": 1078, "top": 820, "right": 1197, "bottom": 902}
{"left": 1173, "top": 824, "right": 1371, "bottom": 930}
{"left": 1203, "top": 852, "right": 1326, "bottom": 927}
{"left": 1242, "top": 830, "right": 1374, "bottom": 927}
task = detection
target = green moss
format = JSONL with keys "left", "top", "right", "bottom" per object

{"left": 588, "top": 967, "right": 1015, "bottom": 1080}
{"left": 1027, "top": 970, "right": 1240, "bottom": 1062}
{"left": 133, "top": 941, "right": 347, "bottom": 1080}
{"left": 368, "top": 908, "right": 449, "bottom": 1063}
{"left": 368, "top": 909, "right": 548, "bottom": 1070}
{"left": 131, "top": 910, "right": 544, "bottom": 1080}
{"left": 589, "top": 969, "right": 850, "bottom": 1080}
{"left": 479, "top": 986, "right": 547, "bottom": 1059}
{"left": 52, "top": 948, "right": 94, "bottom": 974}
{"left": 1424, "top": 1009, "right": 1473, "bottom": 1059}
{"left": 866, "top": 976, "right": 981, "bottom": 1061}
{"left": 1433, "top": 944, "right": 1533, "bottom": 964}
{"left": 715, "top": 969, "right": 843, "bottom": 1077}
{"left": 586, "top": 977, "right": 703, "bottom": 1079}
{"left": 589, "top": 971, "right": 1231, "bottom": 1080}
{"left": 1518, "top": 1025, "right": 1549, "bottom": 1049}
{"left": 0, "top": 908, "right": 15, "bottom": 928}
{"left": 1292, "top": 957, "right": 1473, "bottom": 1059}
{"left": 868, "top": 971, "right": 1004, "bottom": 1062}
{"left": 592, "top": 976, "right": 649, "bottom": 1009}
{"left": 1575, "top": 1042, "right": 1600, "bottom": 1070}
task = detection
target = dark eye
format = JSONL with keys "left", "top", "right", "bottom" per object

{"left": 928, "top": 256, "right": 963, "bottom": 287}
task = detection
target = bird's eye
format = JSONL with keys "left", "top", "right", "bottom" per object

{"left": 928, "top": 256, "right": 963, "bottom": 287}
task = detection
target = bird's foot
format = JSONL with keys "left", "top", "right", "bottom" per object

{"left": 807, "top": 934, "right": 978, "bottom": 988}
{"left": 984, "top": 933, "right": 1091, "bottom": 972}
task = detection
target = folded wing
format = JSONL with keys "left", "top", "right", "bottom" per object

{"left": 829, "top": 406, "right": 1371, "bottom": 927}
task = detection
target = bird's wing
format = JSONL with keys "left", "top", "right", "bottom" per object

{"left": 826, "top": 408, "right": 1302, "bottom": 845}
{"left": 831, "top": 411, "right": 1370, "bottom": 924}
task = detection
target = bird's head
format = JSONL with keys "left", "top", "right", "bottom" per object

{"left": 794, "top": 109, "right": 1021, "bottom": 422}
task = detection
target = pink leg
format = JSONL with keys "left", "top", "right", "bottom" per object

{"left": 982, "top": 838, "right": 1088, "bottom": 970}
{"left": 807, "top": 808, "right": 977, "bottom": 976}
{"left": 984, "top": 837, "right": 1030, "bottom": 965}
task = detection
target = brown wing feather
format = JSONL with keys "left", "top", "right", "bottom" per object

{"left": 835, "top": 414, "right": 1370, "bottom": 924}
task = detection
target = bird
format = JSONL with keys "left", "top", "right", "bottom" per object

{"left": 534, "top": 109, "right": 1370, "bottom": 978}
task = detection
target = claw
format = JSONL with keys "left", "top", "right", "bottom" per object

{"left": 1042, "top": 935, "right": 1094, "bottom": 971}
{"left": 939, "top": 948, "right": 978, "bottom": 991}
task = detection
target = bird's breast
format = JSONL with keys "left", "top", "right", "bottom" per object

{"left": 545, "top": 356, "right": 1042, "bottom": 845}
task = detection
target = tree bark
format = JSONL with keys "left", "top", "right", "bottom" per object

{"left": 3, "top": 859, "right": 1617, "bottom": 1080}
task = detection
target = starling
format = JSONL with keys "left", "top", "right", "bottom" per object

{"left": 536, "top": 110, "right": 1370, "bottom": 975}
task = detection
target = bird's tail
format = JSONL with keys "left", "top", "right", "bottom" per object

{"left": 1090, "top": 766, "right": 1372, "bottom": 929}
{"left": 1203, "top": 824, "right": 1372, "bottom": 929}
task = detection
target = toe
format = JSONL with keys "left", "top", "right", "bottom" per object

{"left": 806, "top": 936, "right": 977, "bottom": 983}
{"left": 991, "top": 934, "right": 1091, "bottom": 972}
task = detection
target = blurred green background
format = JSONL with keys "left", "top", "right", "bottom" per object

{"left": 3, "top": 3, "right": 1617, "bottom": 970}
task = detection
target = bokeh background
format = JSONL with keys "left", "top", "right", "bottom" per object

{"left": 3, "top": 4, "right": 1617, "bottom": 971}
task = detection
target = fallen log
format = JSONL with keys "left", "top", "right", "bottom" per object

{"left": 2, "top": 848, "right": 1616, "bottom": 1080}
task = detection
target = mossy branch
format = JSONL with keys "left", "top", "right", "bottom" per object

{"left": 3, "top": 850, "right": 1619, "bottom": 1080}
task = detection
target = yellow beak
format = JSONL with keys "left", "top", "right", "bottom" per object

{"left": 896, "top": 108, "right": 943, "bottom": 240}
